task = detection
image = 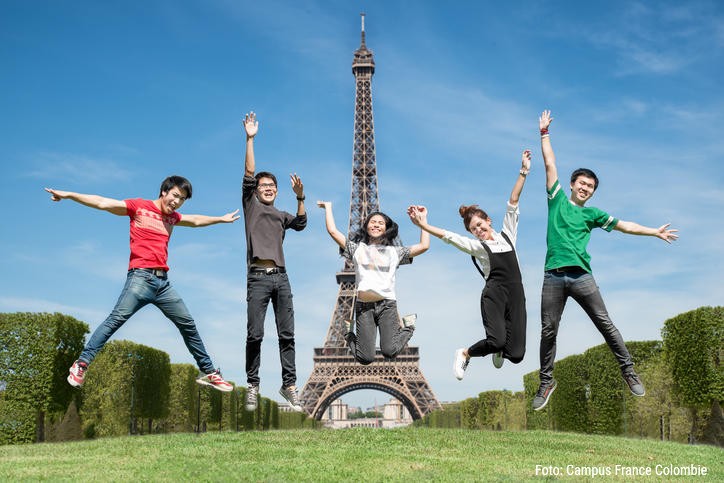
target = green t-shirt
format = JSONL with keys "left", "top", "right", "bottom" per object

{"left": 545, "top": 179, "right": 618, "bottom": 273}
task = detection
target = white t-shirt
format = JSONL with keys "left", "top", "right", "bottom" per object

{"left": 342, "top": 240, "right": 412, "bottom": 301}
{"left": 441, "top": 201, "right": 520, "bottom": 279}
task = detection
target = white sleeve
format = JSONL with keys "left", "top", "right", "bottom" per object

{"left": 501, "top": 201, "right": 519, "bottom": 247}
{"left": 441, "top": 230, "right": 487, "bottom": 257}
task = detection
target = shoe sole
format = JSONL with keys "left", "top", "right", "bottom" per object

{"left": 492, "top": 354, "right": 504, "bottom": 369}
{"left": 279, "top": 389, "right": 303, "bottom": 411}
{"left": 533, "top": 383, "right": 557, "bottom": 411}
{"left": 453, "top": 350, "right": 466, "bottom": 380}
{"left": 67, "top": 375, "right": 83, "bottom": 388}
{"left": 195, "top": 378, "right": 233, "bottom": 392}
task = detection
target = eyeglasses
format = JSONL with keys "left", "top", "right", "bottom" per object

{"left": 257, "top": 183, "right": 277, "bottom": 189}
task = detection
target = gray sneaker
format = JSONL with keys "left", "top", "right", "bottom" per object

{"left": 532, "top": 379, "right": 557, "bottom": 411}
{"left": 245, "top": 384, "right": 259, "bottom": 411}
{"left": 279, "top": 385, "right": 303, "bottom": 412}
{"left": 492, "top": 351, "right": 504, "bottom": 369}
{"left": 623, "top": 371, "right": 645, "bottom": 397}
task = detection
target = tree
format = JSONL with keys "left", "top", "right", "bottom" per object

{"left": 662, "top": 306, "right": 723, "bottom": 446}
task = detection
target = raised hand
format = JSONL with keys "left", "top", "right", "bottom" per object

{"left": 521, "top": 149, "right": 532, "bottom": 171}
{"left": 290, "top": 174, "right": 304, "bottom": 198}
{"left": 317, "top": 201, "right": 331, "bottom": 210}
{"left": 539, "top": 110, "right": 553, "bottom": 131}
{"left": 407, "top": 205, "right": 428, "bottom": 226}
{"left": 244, "top": 112, "right": 258, "bottom": 139}
{"left": 656, "top": 223, "right": 679, "bottom": 244}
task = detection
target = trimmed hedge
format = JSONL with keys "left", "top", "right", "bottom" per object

{"left": 0, "top": 312, "right": 87, "bottom": 444}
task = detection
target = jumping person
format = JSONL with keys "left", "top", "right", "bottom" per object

{"left": 46, "top": 176, "right": 238, "bottom": 392}
{"left": 242, "top": 112, "right": 307, "bottom": 412}
{"left": 318, "top": 201, "right": 429, "bottom": 365}
{"left": 532, "top": 110, "right": 679, "bottom": 411}
{"left": 408, "top": 150, "right": 531, "bottom": 380}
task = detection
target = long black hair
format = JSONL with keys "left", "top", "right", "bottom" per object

{"left": 350, "top": 211, "right": 399, "bottom": 245}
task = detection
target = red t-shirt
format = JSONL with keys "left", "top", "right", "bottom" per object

{"left": 124, "top": 198, "right": 182, "bottom": 271}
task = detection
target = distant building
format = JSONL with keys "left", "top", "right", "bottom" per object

{"left": 321, "top": 397, "right": 412, "bottom": 429}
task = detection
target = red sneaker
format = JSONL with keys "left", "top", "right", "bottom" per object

{"left": 67, "top": 360, "right": 87, "bottom": 387}
{"left": 196, "top": 369, "right": 233, "bottom": 392}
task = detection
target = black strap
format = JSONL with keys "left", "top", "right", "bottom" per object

{"left": 470, "top": 232, "right": 514, "bottom": 280}
{"left": 471, "top": 256, "right": 486, "bottom": 280}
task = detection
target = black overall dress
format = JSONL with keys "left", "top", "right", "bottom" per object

{"left": 468, "top": 232, "right": 527, "bottom": 363}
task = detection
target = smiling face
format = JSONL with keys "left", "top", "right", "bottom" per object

{"left": 570, "top": 175, "right": 596, "bottom": 206}
{"left": 366, "top": 214, "right": 387, "bottom": 240}
{"left": 158, "top": 186, "right": 188, "bottom": 214}
{"left": 256, "top": 176, "right": 278, "bottom": 205}
{"left": 467, "top": 214, "right": 494, "bottom": 241}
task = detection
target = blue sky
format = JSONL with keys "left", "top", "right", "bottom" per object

{"left": 2, "top": 1, "right": 723, "bottom": 410}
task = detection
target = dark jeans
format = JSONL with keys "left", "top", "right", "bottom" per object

{"left": 539, "top": 269, "right": 633, "bottom": 384}
{"left": 80, "top": 269, "right": 215, "bottom": 373}
{"left": 346, "top": 299, "right": 414, "bottom": 365}
{"left": 245, "top": 271, "right": 296, "bottom": 387}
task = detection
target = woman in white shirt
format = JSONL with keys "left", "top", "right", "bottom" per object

{"left": 318, "top": 204, "right": 430, "bottom": 364}
{"left": 408, "top": 150, "right": 531, "bottom": 380}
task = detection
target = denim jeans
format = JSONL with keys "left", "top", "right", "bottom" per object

{"left": 80, "top": 269, "right": 215, "bottom": 373}
{"left": 346, "top": 299, "right": 414, "bottom": 365}
{"left": 539, "top": 269, "right": 633, "bottom": 384}
{"left": 245, "top": 271, "right": 296, "bottom": 387}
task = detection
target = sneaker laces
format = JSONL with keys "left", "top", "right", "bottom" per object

{"left": 247, "top": 385, "right": 259, "bottom": 400}
{"left": 536, "top": 383, "right": 550, "bottom": 397}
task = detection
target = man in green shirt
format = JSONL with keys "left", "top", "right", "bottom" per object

{"left": 532, "top": 110, "right": 679, "bottom": 411}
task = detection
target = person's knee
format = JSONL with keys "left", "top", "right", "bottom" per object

{"left": 357, "top": 355, "right": 375, "bottom": 365}
{"left": 507, "top": 350, "right": 525, "bottom": 364}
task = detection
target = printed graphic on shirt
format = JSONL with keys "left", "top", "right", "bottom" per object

{"left": 134, "top": 208, "right": 177, "bottom": 236}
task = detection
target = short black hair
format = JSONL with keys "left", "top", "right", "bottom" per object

{"left": 255, "top": 171, "right": 278, "bottom": 187}
{"left": 570, "top": 168, "right": 599, "bottom": 191}
{"left": 159, "top": 175, "right": 193, "bottom": 199}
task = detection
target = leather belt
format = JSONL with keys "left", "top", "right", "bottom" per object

{"left": 133, "top": 268, "right": 167, "bottom": 277}
{"left": 250, "top": 267, "right": 286, "bottom": 274}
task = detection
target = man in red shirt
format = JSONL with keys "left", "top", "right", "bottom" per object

{"left": 45, "top": 175, "right": 238, "bottom": 392}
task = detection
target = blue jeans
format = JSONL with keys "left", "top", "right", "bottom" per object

{"left": 79, "top": 269, "right": 215, "bottom": 373}
{"left": 346, "top": 299, "right": 414, "bottom": 365}
{"left": 539, "top": 269, "right": 633, "bottom": 384}
{"left": 245, "top": 271, "right": 296, "bottom": 387}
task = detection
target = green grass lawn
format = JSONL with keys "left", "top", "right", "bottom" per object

{"left": 0, "top": 428, "right": 720, "bottom": 481}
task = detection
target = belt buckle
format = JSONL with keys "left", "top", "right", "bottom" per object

{"left": 265, "top": 267, "right": 277, "bottom": 274}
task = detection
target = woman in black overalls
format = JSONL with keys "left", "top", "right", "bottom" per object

{"left": 407, "top": 150, "right": 531, "bottom": 380}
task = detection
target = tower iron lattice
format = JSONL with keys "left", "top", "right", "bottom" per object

{"left": 299, "top": 14, "right": 441, "bottom": 420}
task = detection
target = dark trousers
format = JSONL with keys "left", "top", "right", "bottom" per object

{"left": 539, "top": 270, "right": 633, "bottom": 385}
{"left": 346, "top": 299, "right": 414, "bottom": 365}
{"left": 468, "top": 281, "right": 526, "bottom": 363}
{"left": 245, "top": 271, "right": 296, "bottom": 387}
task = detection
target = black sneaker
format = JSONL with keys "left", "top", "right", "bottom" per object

{"left": 623, "top": 371, "right": 645, "bottom": 397}
{"left": 532, "top": 379, "right": 557, "bottom": 411}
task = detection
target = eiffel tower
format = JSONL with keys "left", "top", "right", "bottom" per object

{"left": 299, "top": 14, "right": 441, "bottom": 420}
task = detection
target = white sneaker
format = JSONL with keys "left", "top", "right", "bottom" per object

{"left": 401, "top": 313, "right": 417, "bottom": 328}
{"left": 492, "top": 351, "right": 504, "bottom": 369}
{"left": 453, "top": 348, "right": 469, "bottom": 380}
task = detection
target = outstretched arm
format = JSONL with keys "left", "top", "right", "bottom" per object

{"left": 178, "top": 209, "right": 240, "bottom": 227}
{"left": 44, "top": 188, "right": 127, "bottom": 216}
{"left": 406, "top": 206, "right": 430, "bottom": 257}
{"left": 539, "top": 110, "right": 558, "bottom": 191}
{"left": 613, "top": 221, "right": 679, "bottom": 243}
{"left": 243, "top": 112, "right": 258, "bottom": 178}
{"left": 317, "top": 201, "right": 346, "bottom": 249}
{"left": 509, "top": 149, "right": 532, "bottom": 206}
